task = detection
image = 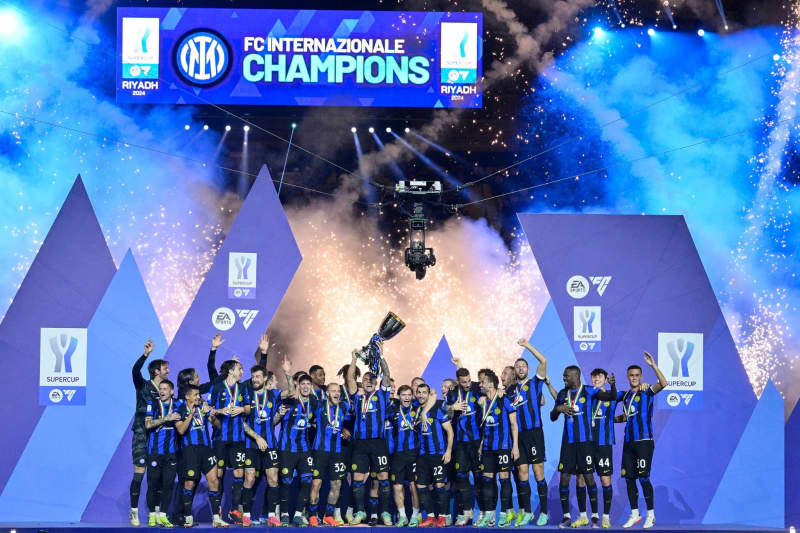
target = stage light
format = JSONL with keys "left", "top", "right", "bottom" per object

{"left": 724, "top": 25, "right": 729, "bottom": 30}
{"left": 369, "top": 127, "right": 375, "bottom": 133}
{"left": 203, "top": 124, "right": 209, "bottom": 130}
{"left": 351, "top": 127, "right": 357, "bottom": 133}
{"left": 225, "top": 125, "right": 231, "bottom": 131}
{"left": 243, "top": 125, "right": 250, "bottom": 132}
{"left": 291, "top": 123, "right": 297, "bottom": 129}
{"left": 672, "top": 24, "right": 677, "bottom": 29}
{"left": 405, "top": 127, "right": 410, "bottom": 133}
{"left": 774, "top": 54, "right": 781, "bottom": 61}
{"left": 0, "top": 8, "right": 22, "bottom": 37}
{"left": 592, "top": 27, "right": 604, "bottom": 38}
{"left": 647, "top": 28, "right": 655, "bottom": 36}
{"left": 386, "top": 127, "right": 392, "bottom": 133}
{"left": 184, "top": 124, "right": 190, "bottom": 130}
{"left": 697, "top": 29, "right": 705, "bottom": 36}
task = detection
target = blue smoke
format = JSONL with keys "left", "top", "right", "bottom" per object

{"left": 516, "top": 27, "right": 799, "bottom": 397}
{"left": 0, "top": 4, "right": 224, "bottom": 333}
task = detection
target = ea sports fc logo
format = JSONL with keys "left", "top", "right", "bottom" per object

{"left": 174, "top": 29, "right": 232, "bottom": 86}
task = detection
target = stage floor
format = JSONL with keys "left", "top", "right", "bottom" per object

{"left": 0, "top": 525, "right": 784, "bottom": 532}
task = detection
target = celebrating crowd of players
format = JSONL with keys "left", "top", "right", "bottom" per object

{"left": 129, "top": 333, "right": 668, "bottom": 529}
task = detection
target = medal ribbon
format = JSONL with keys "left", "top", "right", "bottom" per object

{"left": 224, "top": 382, "right": 239, "bottom": 408}
{"left": 399, "top": 404, "right": 414, "bottom": 430}
{"left": 298, "top": 396, "right": 309, "bottom": 422}
{"left": 458, "top": 387, "right": 471, "bottom": 405}
{"left": 513, "top": 377, "right": 531, "bottom": 406}
{"left": 568, "top": 384, "right": 584, "bottom": 410}
{"left": 361, "top": 391, "right": 376, "bottom": 416}
{"left": 192, "top": 406, "right": 204, "bottom": 428}
{"left": 481, "top": 393, "right": 498, "bottom": 425}
{"left": 593, "top": 398, "right": 605, "bottom": 420}
{"left": 254, "top": 389, "right": 265, "bottom": 419}
{"left": 326, "top": 398, "right": 340, "bottom": 426}
{"left": 623, "top": 390, "right": 636, "bottom": 418}
{"left": 159, "top": 398, "right": 172, "bottom": 420}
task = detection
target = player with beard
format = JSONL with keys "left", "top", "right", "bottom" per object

{"left": 475, "top": 369, "right": 519, "bottom": 528}
{"left": 510, "top": 339, "right": 550, "bottom": 527}
{"left": 308, "top": 382, "right": 352, "bottom": 526}
{"left": 276, "top": 373, "right": 318, "bottom": 526}
{"left": 447, "top": 363, "right": 483, "bottom": 526}
{"left": 209, "top": 360, "right": 251, "bottom": 524}
{"left": 336, "top": 363, "right": 360, "bottom": 524}
{"left": 414, "top": 383, "right": 452, "bottom": 528}
{"left": 345, "top": 350, "right": 394, "bottom": 525}
{"left": 241, "top": 354, "right": 294, "bottom": 527}
{"left": 129, "top": 340, "right": 168, "bottom": 526}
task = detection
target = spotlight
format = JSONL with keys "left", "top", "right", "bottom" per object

{"left": 243, "top": 125, "right": 250, "bottom": 132}
{"left": 592, "top": 27, "right": 604, "bottom": 38}
{"left": 225, "top": 125, "right": 231, "bottom": 131}
{"left": 647, "top": 28, "right": 655, "bottom": 36}
{"left": 291, "top": 123, "right": 297, "bottom": 129}
{"left": 404, "top": 127, "right": 410, "bottom": 133}
{"left": 724, "top": 25, "right": 729, "bottom": 30}
{"left": 203, "top": 124, "right": 209, "bottom": 130}
{"left": 369, "top": 127, "right": 375, "bottom": 133}
{"left": 0, "top": 9, "right": 22, "bottom": 36}
{"left": 697, "top": 29, "right": 705, "bottom": 36}
{"left": 184, "top": 124, "right": 190, "bottom": 130}
{"left": 774, "top": 54, "right": 781, "bottom": 61}
{"left": 672, "top": 24, "right": 677, "bottom": 29}
{"left": 351, "top": 127, "right": 357, "bottom": 133}
{"left": 385, "top": 127, "right": 392, "bottom": 133}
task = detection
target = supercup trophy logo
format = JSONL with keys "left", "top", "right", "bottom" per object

{"left": 234, "top": 255, "right": 252, "bottom": 281}
{"left": 49, "top": 334, "right": 78, "bottom": 373}
{"left": 666, "top": 337, "right": 695, "bottom": 377}
{"left": 355, "top": 312, "right": 406, "bottom": 375}
{"left": 579, "top": 308, "right": 596, "bottom": 334}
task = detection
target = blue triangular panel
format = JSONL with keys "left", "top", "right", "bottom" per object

{"left": 421, "top": 335, "right": 454, "bottom": 393}
{"left": 703, "top": 380, "right": 784, "bottom": 527}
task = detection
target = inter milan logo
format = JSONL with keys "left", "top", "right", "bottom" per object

{"left": 175, "top": 29, "right": 231, "bottom": 86}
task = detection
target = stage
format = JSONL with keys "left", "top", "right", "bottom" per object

{"left": 0, "top": 525, "right": 786, "bottom": 532}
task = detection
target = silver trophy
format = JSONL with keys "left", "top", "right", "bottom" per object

{"left": 355, "top": 311, "right": 406, "bottom": 374}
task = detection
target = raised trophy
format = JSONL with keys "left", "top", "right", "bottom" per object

{"left": 355, "top": 311, "right": 406, "bottom": 375}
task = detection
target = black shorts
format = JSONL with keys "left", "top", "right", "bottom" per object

{"left": 132, "top": 425, "right": 148, "bottom": 467}
{"left": 182, "top": 445, "right": 217, "bottom": 480}
{"left": 352, "top": 438, "right": 389, "bottom": 474}
{"left": 245, "top": 446, "right": 280, "bottom": 471}
{"left": 148, "top": 452, "right": 178, "bottom": 470}
{"left": 453, "top": 441, "right": 480, "bottom": 475}
{"left": 416, "top": 453, "right": 448, "bottom": 486}
{"left": 593, "top": 444, "right": 613, "bottom": 476}
{"left": 213, "top": 440, "right": 245, "bottom": 469}
{"left": 621, "top": 440, "right": 654, "bottom": 479}
{"left": 517, "top": 428, "right": 546, "bottom": 465}
{"left": 279, "top": 450, "right": 313, "bottom": 479}
{"left": 313, "top": 451, "right": 348, "bottom": 480}
{"left": 558, "top": 441, "right": 595, "bottom": 475}
{"left": 480, "top": 449, "right": 512, "bottom": 474}
{"left": 341, "top": 438, "right": 354, "bottom": 466}
{"left": 390, "top": 450, "right": 418, "bottom": 484}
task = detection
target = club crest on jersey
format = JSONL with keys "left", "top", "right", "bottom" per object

{"left": 494, "top": 408, "right": 501, "bottom": 414}
{"left": 267, "top": 402, "right": 273, "bottom": 408}
{"left": 282, "top": 468, "right": 288, "bottom": 474}
{"left": 313, "top": 469, "right": 319, "bottom": 476}
{"left": 635, "top": 395, "right": 641, "bottom": 401}
{"left": 238, "top": 395, "right": 243, "bottom": 401}
{"left": 219, "top": 460, "right": 225, "bottom": 466}
{"left": 352, "top": 463, "right": 358, "bottom": 471}
{"left": 245, "top": 459, "right": 252, "bottom": 466}
{"left": 187, "top": 469, "right": 195, "bottom": 477}
{"left": 470, "top": 397, "right": 476, "bottom": 402}
{"left": 604, "top": 401, "right": 610, "bottom": 406}
{"left": 523, "top": 385, "right": 529, "bottom": 391}
{"left": 579, "top": 397, "right": 586, "bottom": 403}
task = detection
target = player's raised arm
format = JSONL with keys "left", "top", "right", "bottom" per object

{"left": 379, "top": 351, "right": 392, "bottom": 385}
{"left": 644, "top": 352, "right": 667, "bottom": 393}
{"left": 346, "top": 351, "right": 359, "bottom": 396}
{"left": 279, "top": 357, "right": 295, "bottom": 399}
{"left": 255, "top": 331, "right": 270, "bottom": 366}
{"left": 517, "top": 338, "right": 546, "bottom": 378}
{"left": 594, "top": 373, "right": 617, "bottom": 401}
{"left": 207, "top": 334, "right": 224, "bottom": 382}
{"left": 133, "top": 340, "right": 154, "bottom": 389}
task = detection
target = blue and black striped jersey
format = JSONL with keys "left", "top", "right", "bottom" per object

{"left": 387, "top": 401, "right": 421, "bottom": 453}
{"left": 418, "top": 400, "right": 451, "bottom": 455}
{"left": 447, "top": 382, "right": 482, "bottom": 443}
{"left": 481, "top": 393, "right": 515, "bottom": 451}
{"left": 178, "top": 401, "right": 212, "bottom": 448}
{"left": 352, "top": 387, "right": 392, "bottom": 440}
{"left": 146, "top": 398, "right": 179, "bottom": 455}
{"left": 312, "top": 398, "right": 352, "bottom": 453}
{"left": 510, "top": 375, "right": 546, "bottom": 431}
{"left": 555, "top": 385, "right": 607, "bottom": 444}
{"left": 209, "top": 380, "right": 251, "bottom": 443}
{"left": 590, "top": 395, "right": 617, "bottom": 446}
{"left": 246, "top": 388, "right": 281, "bottom": 449}
{"left": 616, "top": 388, "right": 655, "bottom": 442}
{"left": 278, "top": 395, "right": 320, "bottom": 453}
